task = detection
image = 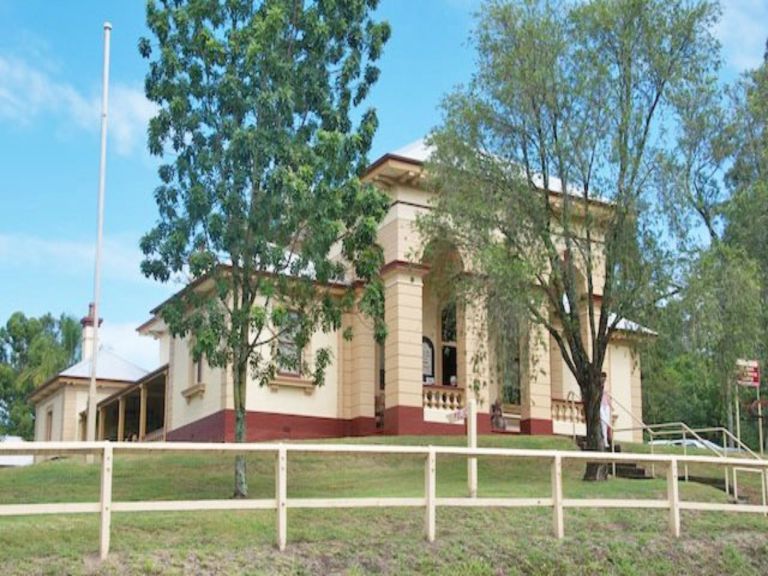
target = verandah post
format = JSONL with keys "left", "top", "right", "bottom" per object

{"left": 425, "top": 447, "right": 436, "bottom": 542}
{"left": 276, "top": 446, "right": 287, "bottom": 551}
{"left": 99, "top": 443, "right": 113, "bottom": 560}
{"left": 667, "top": 458, "right": 680, "bottom": 538}
{"left": 551, "top": 454, "right": 564, "bottom": 539}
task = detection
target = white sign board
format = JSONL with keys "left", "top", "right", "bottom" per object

{"left": 736, "top": 359, "right": 760, "bottom": 388}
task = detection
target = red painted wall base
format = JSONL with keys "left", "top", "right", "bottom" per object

{"left": 166, "top": 407, "right": 493, "bottom": 442}
{"left": 520, "top": 418, "right": 554, "bottom": 435}
{"left": 166, "top": 410, "right": 377, "bottom": 442}
{"left": 381, "top": 406, "right": 492, "bottom": 436}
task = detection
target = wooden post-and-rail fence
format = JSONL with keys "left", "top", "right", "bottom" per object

{"left": 1, "top": 441, "right": 768, "bottom": 560}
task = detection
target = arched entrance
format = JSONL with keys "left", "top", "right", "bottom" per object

{"left": 421, "top": 243, "right": 467, "bottom": 417}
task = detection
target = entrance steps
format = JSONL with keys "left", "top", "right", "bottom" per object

{"left": 573, "top": 439, "right": 652, "bottom": 480}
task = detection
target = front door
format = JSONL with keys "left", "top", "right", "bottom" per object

{"left": 441, "top": 304, "right": 457, "bottom": 386}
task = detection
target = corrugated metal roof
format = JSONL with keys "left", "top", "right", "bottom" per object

{"left": 392, "top": 139, "right": 433, "bottom": 163}
{"left": 60, "top": 348, "right": 148, "bottom": 382}
{"left": 391, "top": 138, "right": 583, "bottom": 197}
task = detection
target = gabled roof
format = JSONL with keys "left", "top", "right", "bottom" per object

{"left": 610, "top": 315, "right": 657, "bottom": 337}
{"left": 59, "top": 349, "right": 148, "bottom": 382}
{"left": 30, "top": 348, "right": 149, "bottom": 405}
{"left": 367, "top": 138, "right": 613, "bottom": 209}
{"left": 391, "top": 139, "right": 432, "bottom": 163}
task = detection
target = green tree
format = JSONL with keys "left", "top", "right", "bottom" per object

{"left": 726, "top": 40, "right": 768, "bottom": 340}
{"left": 651, "top": 37, "right": 767, "bottom": 444}
{"left": 685, "top": 247, "right": 762, "bottom": 436}
{"left": 723, "top": 42, "right": 768, "bottom": 447}
{"left": 139, "top": 0, "right": 390, "bottom": 497}
{"left": 419, "top": 0, "right": 718, "bottom": 479}
{"left": 0, "top": 312, "right": 81, "bottom": 438}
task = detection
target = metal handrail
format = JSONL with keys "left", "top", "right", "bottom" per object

{"left": 565, "top": 392, "right": 761, "bottom": 488}
{"left": 606, "top": 393, "right": 657, "bottom": 476}
{"left": 606, "top": 391, "right": 647, "bottom": 431}
{"left": 612, "top": 421, "right": 765, "bottom": 492}
{"left": 612, "top": 422, "right": 725, "bottom": 482}
{"left": 692, "top": 426, "right": 761, "bottom": 461}
{"left": 613, "top": 423, "right": 726, "bottom": 459}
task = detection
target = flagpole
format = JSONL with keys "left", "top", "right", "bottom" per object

{"left": 87, "top": 22, "right": 112, "bottom": 446}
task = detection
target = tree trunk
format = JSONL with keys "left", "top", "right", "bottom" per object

{"left": 581, "top": 372, "right": 608, "bottom": 481}
{"left": 233, "top": 359, "right": 248, "bottom": 499}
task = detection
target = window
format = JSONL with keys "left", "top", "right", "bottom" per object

{"left": 190, "top": 354, "right": 204, "bottom": 386}
{"left": 422, "top": 337, "right": 435, "bottom": 384}
{"left": 45, "top": 408, "right": 53, "bottom": 441}
{"left": 441, "top": 304, "right": 458, "bottom": 386}
{"left": 277, "top": 312, "right": 303, "bottom": 376}
{"left": 182, "top": 340, "right": 206, "bottom": 402}
{"left": 441, "top": 304, "right": 457, "bottom": 343}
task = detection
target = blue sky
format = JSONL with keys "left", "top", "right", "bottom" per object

{"left": 0, "top": 0, "right": 765, "bottom": 369}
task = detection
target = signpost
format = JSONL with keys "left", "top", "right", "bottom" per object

{"left": 736, "top": 360, "right": 762, "bottom": 455}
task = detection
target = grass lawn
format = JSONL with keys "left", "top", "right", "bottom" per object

{"left": 1, "top": 434, "right": 767, "bottom": 575}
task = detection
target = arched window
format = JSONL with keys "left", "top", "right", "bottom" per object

{"left": 441, "top": 304, "right": 457, "bottom": 386}
{"left": 422, "top": 337, "right": 435, "bottom": 384}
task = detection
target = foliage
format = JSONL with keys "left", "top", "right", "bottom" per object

{"left": 0, "top": 312, "right": 81, "bottom": 439}
{"left": 641, "top": 39, "right": 767, "bottom": 445}
{"left": 725, "top": 42, "right": 768, "bottom": 352}
{"left": 642, "top": 247, "right": 763, "bottom": 432}
{"left": 418, "top": 0, "right": 718, "bottom": 474}
{"left": 139, "top": 0, "right": 391, "bottom": 496}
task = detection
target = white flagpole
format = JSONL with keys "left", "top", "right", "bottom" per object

{"left": 87, "top": 22, "right": 112, "bottom": 445}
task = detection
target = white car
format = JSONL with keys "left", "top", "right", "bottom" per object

{"left": 0, "top": 436, "right": 34, "bottom": 468}
{"left": 648, "top": 438, "right": 742, "bottom": 453}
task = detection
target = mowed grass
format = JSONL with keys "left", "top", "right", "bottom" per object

{"left": 1, "top": 435, "right": 767, "bottom": 575}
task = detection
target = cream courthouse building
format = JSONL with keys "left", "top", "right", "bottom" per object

{"left": 33, "top": 142, "right": 646, "bottom": 444}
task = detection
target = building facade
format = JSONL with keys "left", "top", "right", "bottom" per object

{"left": 123, "top": 141, "right": 646, "bottom": 443}
{"left": 30, "top": 305, "right": 148, "bottom": 442}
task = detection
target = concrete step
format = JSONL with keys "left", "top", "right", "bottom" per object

{"left": 612, "top": 462, "right": 651, "bottom": 480}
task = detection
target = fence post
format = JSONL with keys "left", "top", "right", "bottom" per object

{"left": 99, "top": 443, "right": 113, "bottom": 560}
{"left": 551, "top": 454, "right": 564, "bottom": 539}
{"left": 682, "top": 430, "right": 689, "bottom": 482}
{"left": 467, "top": 398, "right": 477, "bottom": 498}
{"left": 425, "top": 447, "right": 436, "bottom": 543}
{"left": 276, "top": 446, "right": 287, "bottom": 551}
{"left": 667, "top": 459, "right": 680, "bottom": 538}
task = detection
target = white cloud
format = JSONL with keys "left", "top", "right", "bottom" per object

{"left": 717, "top": 0, "right": 768, "bottom": 73}
{"left": 0, "top": 232, "right": 151, "bottom": 285}
{"left": 99, "top": 321, "right": 160, "bottom": 371}
{"left": 0, "top": 55, "right": 156, "bottom": 155}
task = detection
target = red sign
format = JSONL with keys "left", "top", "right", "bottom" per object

{"left": 736, "top": 360, "right": 760, "bottom": 388}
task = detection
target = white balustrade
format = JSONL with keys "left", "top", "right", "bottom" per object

{"left": 422, "top": 385, "right": 465, "bottom": 411}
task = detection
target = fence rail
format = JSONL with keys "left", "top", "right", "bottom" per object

{"left": 2, "top": 441, "right": 768, "bottom": 559}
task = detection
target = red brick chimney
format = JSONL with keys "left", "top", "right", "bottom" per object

{"left": 80, "top": 303, "right": 103, "bottom": 361}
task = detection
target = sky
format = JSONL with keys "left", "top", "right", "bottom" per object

{"left": 0, "top": 0, "right": 765, "bottom": 371}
